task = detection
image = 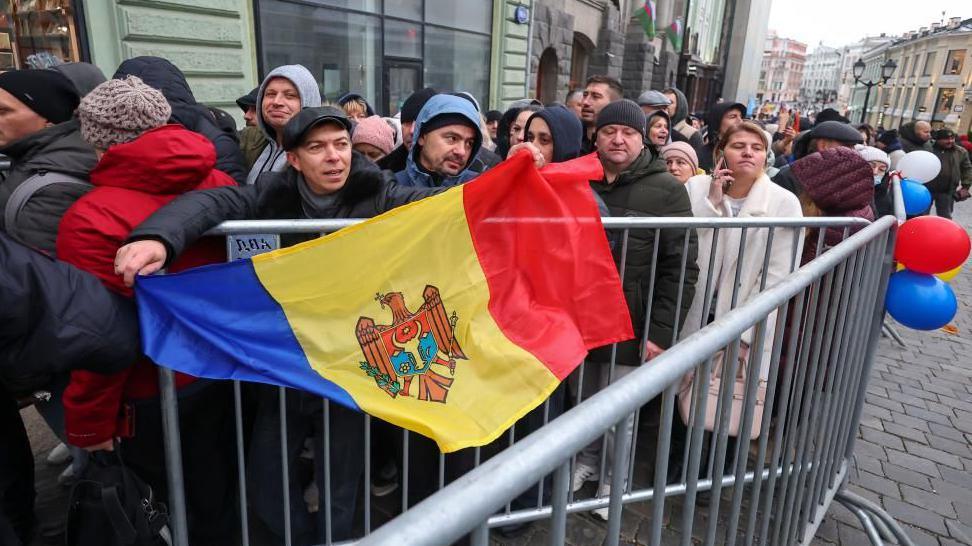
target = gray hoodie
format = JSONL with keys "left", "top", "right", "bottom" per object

{"left": 245, "top": 64, "right": 322, "bottom": 185}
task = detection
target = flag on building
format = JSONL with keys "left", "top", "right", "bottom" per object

{"left": 135, "top": 152, "right": 634, "bottom": 452}
{"left": 665, "top": 17, "right": 683, "bottom": 51}
{"left": 636, "top": 1, "right": 657, "bottom": 39}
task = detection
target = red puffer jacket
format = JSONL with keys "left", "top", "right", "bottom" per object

{"left": 56, "top": 124, "right": 236, "bottom": 448}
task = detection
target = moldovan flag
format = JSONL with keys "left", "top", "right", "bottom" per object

{"left": 135, "top": 152, "right": 633, "bottom": 452}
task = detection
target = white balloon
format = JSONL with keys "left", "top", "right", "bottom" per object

{"left": 897, "top": 150, "right": 941, "bottom": 183}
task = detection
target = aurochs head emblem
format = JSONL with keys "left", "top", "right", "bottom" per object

{"left": 355, "top": 285, "right": 467, "bottom": 403}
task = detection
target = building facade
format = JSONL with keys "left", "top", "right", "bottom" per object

{"left": 800, "top": 44, "right": 842, "bottom": 113}
{"left": 757, "top": 30, "right": 806, "bottom": 105}
{"left": 31, "top": 0, "right": 766, "bottom": 122}
{"left": 872, "top": 17, "right": 972, "bottom": 135}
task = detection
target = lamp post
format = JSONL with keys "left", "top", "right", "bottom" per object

{"left": 853, "top": 58, "right": 897, "bottom": 124}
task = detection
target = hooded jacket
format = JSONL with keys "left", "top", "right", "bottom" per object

{"left": 394, "top": 94, "right": 483, "bottom": 188}
{"left": 246, "top": 64, "right": 322, "bottom": 185}
{"left": 56, "top": 124, "right": 236, "bottom": 448}
{"left": 0, "top": 233, "right": 137, "bottom": 392}
{"left": 525, "top": 105, "right": 583, "bottom": 162}
{"left": 589, "top": 149, "right": 698, "bottom": 364}
{"left": 50, "top": 62, "right": 107, "bottom": 97}
{"left": 0, "top": 120, "right": 97, "bottom": 254}
{"left": 113, "top": 57, "right": 247, "bottom": 185}
{"left": 699, "top": 102, "right": 747, "bottom": 172}
{"left": 898, "top": 121, "right": 932, "bottom": 153}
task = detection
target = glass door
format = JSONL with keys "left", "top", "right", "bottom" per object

{"left": 383, "top": 59, "right": 422, "bottom": 117}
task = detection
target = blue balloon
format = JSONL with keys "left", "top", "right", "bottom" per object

{"left": 885, "top": 270, "right": 957, "bottom": 330}
{"left": 900, "top": 179, "right": 932, "bottom": 215}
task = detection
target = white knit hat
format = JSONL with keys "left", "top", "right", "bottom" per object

{"left": 857, "top": 145, "right": 889, "bottom": 169}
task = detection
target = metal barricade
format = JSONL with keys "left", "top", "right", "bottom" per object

{"left": 153, "top": 215, "right": 906, "bottom": 546}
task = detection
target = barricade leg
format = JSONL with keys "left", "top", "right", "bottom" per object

{"left": 158, "top": 366, "right": 189, "bottom": 546}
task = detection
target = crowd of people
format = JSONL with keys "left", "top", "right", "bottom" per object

{"left": 1, "top": 56, "right": 971, "bottom": 546}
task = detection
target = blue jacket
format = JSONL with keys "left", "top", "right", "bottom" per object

{"left": 395, "top": 94, "right": 483, "bottom": 188}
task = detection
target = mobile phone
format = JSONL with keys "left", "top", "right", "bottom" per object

{"left": 717, "top": 155, "right": 731, "bottom": 190}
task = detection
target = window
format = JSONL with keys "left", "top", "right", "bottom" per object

{"left": 259, "top": 2, "right": 380, "bottom": 105}
{"left": 258, "top": 0, "right": 493, "bottom": 115}
{"left": 912, "top": 54, "right": 920, "bottom": 75}
{"left": 912, "top": 87, "right": 928, "bottom": 119}
{"left": 901, "top": 88, "right": 913, "bottom": 117}
{"left": 0, "top": 0, "right": 83, "bottom": 69}
{"left": 932, "top": 88, "right": 956, "bottom": 121}
{"left": 944, "top": 49, "right": 966, "bottom": 75}
{"left": 424, "top": 0, "right": 491, "bottom": 34}
{"left": 424, "top": 26, "right": 490, "bottom": 105}
{"left": 385, "top": 0, "right": 421, "bottom": 19}
{"left": 921, "top": 52, "right": 937, "bottom": 76}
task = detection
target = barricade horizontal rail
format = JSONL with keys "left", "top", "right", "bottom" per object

{"left": 151, "top": 215, "right": 906, "bottom": 546}
{"left": 354, "top": 215, "right": 903, "bottom": 546}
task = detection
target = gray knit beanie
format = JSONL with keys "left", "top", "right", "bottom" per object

{"left": 596, "top": 99, "right": 646, "bottom": 135}
{"left": 78, "top": 75, "right": 171, "bottom": 150}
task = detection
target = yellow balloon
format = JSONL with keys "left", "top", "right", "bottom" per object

{"left": 896, "top": 263, "right": 905, "bottom": 272}
{"left": 936, "top": 265, "right": 961, "bottom": 282}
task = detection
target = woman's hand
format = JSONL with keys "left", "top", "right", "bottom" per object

{"left": 507, "top": 142, "right": 546, "bottom": 169}
{"left": 709, "top": 168, "right": 733, "bottom": 209}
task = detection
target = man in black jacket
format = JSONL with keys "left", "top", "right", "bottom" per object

{"left": 0, "top": 233, "right": 139, "bottom": 546}
{"left": 0, "top": 69, "right": 95, "bottom": 255}
{"left": 115, "top": 106, "right": 439, "bottom": 544}
{"left": 376, "top": 87, "right": 438, "bottom": 173}
{"left": 575, "top": 100, "right": 698, "bottom": 516}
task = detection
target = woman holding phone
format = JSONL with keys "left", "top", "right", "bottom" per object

{"left": 676, "top": 121, "right": 803, "bottom": 452}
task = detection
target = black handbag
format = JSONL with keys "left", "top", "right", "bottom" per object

{"left": 65, "top": 448, "right": 171, "bottom": 546}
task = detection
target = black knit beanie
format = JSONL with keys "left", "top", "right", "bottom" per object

{"left": 0, "top": 69, "right": 80, "bottom": 124}
{"left": 401, "top": 87, "right": 438, "bottom": 123}
{"left": 420, "top": 112, "right": 477, "bottom": 136}
{"left": 595, "top": 99, "right": 646, "bottom": 135}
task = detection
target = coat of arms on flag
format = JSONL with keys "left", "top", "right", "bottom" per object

{"left": 356, "top": 286, "right": 467, "bottom": 403}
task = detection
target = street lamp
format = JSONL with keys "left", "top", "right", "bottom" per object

{"left": 853, "top": 58, "right": 897, "bottom": 124}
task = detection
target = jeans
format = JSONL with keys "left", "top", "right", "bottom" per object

{"left": 248, "top": 386, "right": 363, "bottom": 545}
{"left": 573, "top": 362, "right": 639, "bottom": 482}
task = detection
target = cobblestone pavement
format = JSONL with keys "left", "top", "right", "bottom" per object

{"left": 24, "top": 206, "right": 972, "bottom": 546}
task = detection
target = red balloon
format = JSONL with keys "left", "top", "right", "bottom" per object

{"left": 895, "top": 216, "right": 971, "bottom": 274}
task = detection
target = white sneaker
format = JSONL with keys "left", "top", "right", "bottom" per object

{"left": 46, "top": 442, "right": 72, "bottom": 466}
{"left": 571, "top": 462, "right": 599, "bottom": 493}
{"left": 592, "top": 483, "right": 611, "bottom": 521}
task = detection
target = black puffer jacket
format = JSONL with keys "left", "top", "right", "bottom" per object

{"left": 590, "top": 150, "right": 699, "bottom": 364}
{"left": 0, "top": 232, "right": 137, "bottom": 392}
{"left": 114, "top": 57, "right": 247, "bottom": 184}
{"left": 0, "top": 120, "right": 96, "bottom": 254}
{"left": 127, "top": 152, "right": 441, "bottom": 263}
{"left": 699, "top": 102, "right": 747, "bottom": 172}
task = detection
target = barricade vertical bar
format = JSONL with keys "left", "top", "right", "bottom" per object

{"left": 402, "top": 430, "right": 410, "bottom": 511}
{"left": 158, "top": 367, "right": 189, "bottom": 546}
{"left": 678, "top": 354, "right": 715, "bottom": 546}
{"left": 470, "top": 522, "right": 489, "bottom": 546}
{"left": 703, "top": 337, "right": 743, "bottom": 546}
{"left": 233, "top": 381, "right": 250, "bottom": 546}
{"left": 605, "top": 414, "right": 634, "bottom": 546}
{"left": 742, "top": 302, "right": 790, "bottom": 546}
{"left": 323, "top": 399, "right": 332, "bottom": 545}
{"left": 439, "top": 452, "right": 446, "bottom": 491}
{"left": 649, "top": 385, "right": 676, "bottom": 546}
{"left": 549, "top": 461, "right": 570, "bottom": 546}
{"left": 363, "top": 414, "right": 371, "bottom": 534}
{"left": 757, "top": 289, "right": 807, "bottom": 546}
{"left": 279, "top": 387, "right": 292, "bottom": 546}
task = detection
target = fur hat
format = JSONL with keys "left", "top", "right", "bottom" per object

{"left": 77, "top": 75, "right": 171, "bottom": 150}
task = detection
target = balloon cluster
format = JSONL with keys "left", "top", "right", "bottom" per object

{"left": 885, "top": 151, "right": 969, "bottom": 330}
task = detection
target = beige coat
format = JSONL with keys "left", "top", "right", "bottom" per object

{"left": 680, "top": 173, "right": 804, "bottom": 377}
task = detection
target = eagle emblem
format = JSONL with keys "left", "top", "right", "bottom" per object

{"left": 355, "top": 285, "right": 467, "bottom": 403}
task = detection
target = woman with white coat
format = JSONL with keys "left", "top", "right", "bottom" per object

{"left": 678, "top": 121, "right": 804, "bottom": 450}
